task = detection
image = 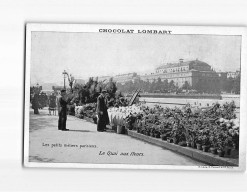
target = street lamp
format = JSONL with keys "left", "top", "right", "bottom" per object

{"left": 62, "top": 70, "right": 67, "bottom": 89}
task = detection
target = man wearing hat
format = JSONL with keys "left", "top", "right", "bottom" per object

{"left": 57, "top": 89, "right": 73, "bottom": 131}
{"left": 96, "top": 89, "right": 109, "bottom": 132}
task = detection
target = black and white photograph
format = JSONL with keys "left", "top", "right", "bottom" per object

{"left": 24, "top": 24, "right": 246, "bottom": 171}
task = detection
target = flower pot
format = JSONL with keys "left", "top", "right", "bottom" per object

{"left": 167, "top": 138, "right": 173, "bottom": 143}
{"left": 210, "top": 147, "right": 217, "bottom": 154}
{"left": 217, "top": 150, "right": 225, "bottom": 157}
{"left": 173, "top": 138, "right": 179, "bottom": 144}
{"left": 196, "top": 143, "right": 202, "bottom": 150}
{"left": 179, "top": 141, "right": 187, "bottom": 147}
{"left": 186, "top": 142, "right": 191, "bottom": 147}
{"left": 155, "top": 133, "right": 160, "bottom": 138}
{"left": 233, "top": 143, "right": 238, "bottom": 150}
{"left": 161, "top": 134, "right": 167, "bottom": 141}
{"left": 226, "top": 147, "right": 232, "bottom": 155}
{"left": 191, "top": 142, "right": 196, "bottom": 149}
{"left": 202, "top": 145, "right": 209, "bottom": 152}
{"left": 117, "top": 125, "right": 125, "bottom": 134}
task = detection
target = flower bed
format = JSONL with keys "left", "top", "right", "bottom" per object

{"left": 74, "top": 100, "right": 239, "bottom": 158}
{"left": 114, "top": 102, "right": 239, "bottom": 158}
{"left": 75, "top": 103, "right": 97, "bottom": 124}
{"left": 108, "top": 104, "right": 143, "bottom": 128}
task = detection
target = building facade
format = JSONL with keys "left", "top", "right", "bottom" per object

{"left": 140, "top": 59, "right": 220, "bottom": 88}
{"left": 227, "top": 71, "right": 240, "bottom": 78}
{"left": 112, "top": 73, "right": 138, "bottom": 84}
{"left": 96, "top": 59, "right": 239, "bottom": 91}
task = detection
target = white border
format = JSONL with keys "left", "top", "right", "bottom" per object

{"left": 24, "top": 23, "right": 247, "bottom": 171}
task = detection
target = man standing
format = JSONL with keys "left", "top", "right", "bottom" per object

{"left": 57, "top": 89, "right": 71, "bottom": 131}
{"left": 32, "top": 91, "right": 39, "bottom": 114}
{"left": 96, "top": 89, "right": 109, "bottom": 132}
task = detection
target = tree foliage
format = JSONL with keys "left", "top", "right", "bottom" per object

{"left": 72, "top": 77, "right": 121, "bottom": 106}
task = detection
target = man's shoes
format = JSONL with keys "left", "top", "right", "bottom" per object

{"left": 62, "top": 129, "right": 69, "bottom": 131}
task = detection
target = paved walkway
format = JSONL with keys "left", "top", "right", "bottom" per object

{"left": 29, "top": 108, "right": 206, "bottom": 166}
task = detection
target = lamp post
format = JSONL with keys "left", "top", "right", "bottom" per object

{"left": 36, "top": 83, "right": 40, "bottom": 93}
{"left": 62, "top": 70, "right": 67, "bottom": 89}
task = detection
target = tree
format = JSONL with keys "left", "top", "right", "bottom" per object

{"left": 64, "top": 72, "right": 75, "bottom": 92}
{"left": 182, "top": 81, "right": 191, "bottom": 91}
{"left": 105, "top": 77, "right": 117, "bottom": 97}
{"left": 223, "top": 78, "right": 235, "bottom": 93}
{"left": 168, "top": 80, "right": 176, "bottom": 92}
{"left": 149, "top": 79, "right": 156, "bottom": 92}
{"left": 233, "top": 75, "right": 240, "bottom": 94}
{"left": 154, "top": 77, "right": 162, "bottom": 91}
{"left": 162, "top": 79, "right": 169, "bottom": 92}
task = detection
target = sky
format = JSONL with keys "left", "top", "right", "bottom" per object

{"left": 30, "top": 32, "right": 241, "bottom": 85}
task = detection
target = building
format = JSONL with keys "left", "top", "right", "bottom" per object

{"left": 74, "top": 78, "right": 85, "bottom": 85}
{"left": 52, "top": 86, "right": 64, "bottom": 93}
{"left": 227, "top": 71, "right": 240, "bottom": 78}
{"left": 113, "top": 72, "right": 138, "bottom": 84}
{"left": 94, "top": 59, "right": 237, "bottom": 91}
{"left": 139, "top": 59, "right": 220, "bottom": 88}
{"left": 97, "top": 76, "right": 112, "bottom": 83}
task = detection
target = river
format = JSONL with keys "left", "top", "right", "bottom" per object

{"left": 139, "top": 95, "right": 240, "bottom": 116}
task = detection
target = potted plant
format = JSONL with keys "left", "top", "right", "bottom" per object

{"left": 195, "top": 135, "right": 203, "bottom": 150}
{"left": 146, "top": 129, "right": 150, "bottom": 136}
{"left": 190, "top": 128, "right": 197, "bottom": 149}
{"left": 209, "top": 134, "right": 217, "bottom": 154}
{"left": 149, "top": 127, "right": 154, "bottom": 137}
{"left": 217, "top": 142, "right": 225, "bottom": 157}
{"left": 178, "top": 141, "right": 187, "bottom": 147}
{"left": 167, "top": 137, "right": 173, "bottom": 143}
{"left": 125, "top": 114, "right": 136, "bottom": 130}
{"left": 224, "top": 136, "right": 233, "bottom": 155}
{"left": 159, "top": 126, "right": 167, "bottom": 141}
{"left": 173, "top": 136, "right": 179, "bottom": 144}
{"left": 136, "top": 121, "right": 141, "bottom": 133}
{"left": 201, "top": 135, "right": 210, "bottom": 152}
{"left": 216, "top": 130, "right": 228, "bottom": 157}
{"left": 161, "top": 131, "right": 170, "bottom": 141}
{"left": 232, "top": 132, "right": 239, "bottom": 150}
{"left": 160, "top": 133, "right": 167, "bottom": 141}
{"left": 186, "top": 141, "right": 191, "bottom": 147}
{"left": 185, "top": 128, "right": 192, "bottom": 147}
{"left": 154, "top": 130, "right": 161, "bottom": 138}
{"left": 171, "top": 125, "right": 181, "bottom": 145}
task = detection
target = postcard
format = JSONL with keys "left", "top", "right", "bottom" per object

{"left": 24, "top": 23, "right": 247, "bottom": 171}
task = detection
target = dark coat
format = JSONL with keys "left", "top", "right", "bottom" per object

{"left": 32, "top": 94, "right": 39, "bottom": 109}
{"left": 96, "top": 94, "right": 107, "bottom": 114}
{"left": 96, "top": 94, "right": 109, "bottom": 130}
{"left": 49, "top": 95, "right": 57, "bottom": 108}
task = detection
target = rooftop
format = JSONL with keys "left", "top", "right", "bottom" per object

{"left": 156, "top": 59, "right": 210, "bottom": 70}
